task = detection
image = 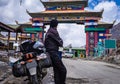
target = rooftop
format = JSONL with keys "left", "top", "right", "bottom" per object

{"left": 41, "top": 0, "right": 88, "bottom": 2}
{"left": 41, "top": 0, "right": 88, "bottom": 7}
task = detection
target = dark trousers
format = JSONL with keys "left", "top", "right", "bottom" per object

{"left": 49, "top": 51, "right": 67, "bottom": 84}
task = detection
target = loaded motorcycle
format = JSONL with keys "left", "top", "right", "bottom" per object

{"left": 9, "top": 40, "right": 51, "bottom": 84}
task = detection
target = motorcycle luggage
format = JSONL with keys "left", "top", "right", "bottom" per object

{"left": 22, "top": 52, "right": 37, "bottom": 61}
{"left": 19, "top": 40, "right": 36, "bottom": 53}
{"left": 12, "top": 60, "right": 27, "bottom": 77}
{"left": 38, "top": 52, "right": 52, "bottom": 68}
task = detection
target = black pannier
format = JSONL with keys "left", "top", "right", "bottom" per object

{"left": 38, "top": 52, "right": 52, "bottom": 68}
{"left": 12, "top": 60, "right": 27, "bottom": 77}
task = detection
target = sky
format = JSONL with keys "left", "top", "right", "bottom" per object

{"left": 0, "top": 0, "right": 120, "bottom": 47}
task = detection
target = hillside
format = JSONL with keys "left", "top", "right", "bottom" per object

{"left": 111, "top": 22, "right": 120, "bottom": 40}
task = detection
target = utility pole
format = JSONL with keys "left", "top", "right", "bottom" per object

{"left": 20, "top": 0, "right": 22, "bottom": 5}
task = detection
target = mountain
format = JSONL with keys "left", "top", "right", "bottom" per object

{"left": 111, "top": 22, "right": 120, "bottom": 40}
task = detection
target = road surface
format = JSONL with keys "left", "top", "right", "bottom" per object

{"left": 1, "top": 58, "right": 120, "bottom": 84}
{"left": 63, "top": 58, "right": 120, "bottom": 84}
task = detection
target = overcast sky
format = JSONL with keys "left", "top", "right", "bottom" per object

{"left": 0, "top": 0, "right": 120, "bottom": 47}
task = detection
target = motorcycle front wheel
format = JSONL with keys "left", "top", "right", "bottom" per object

{"left": 30, "top": 75, "right": 42, "bottom": 84}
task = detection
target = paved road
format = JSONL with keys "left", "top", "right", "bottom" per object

{"left": 1, "top": 58, "right": 120, "bottom": 84}
{"left": 63, "top": 58, "right": 120, "bottom": 84}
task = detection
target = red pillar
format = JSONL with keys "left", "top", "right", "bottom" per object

{"left": 31, "top": 34, "right": 35, "bottom": 40}
{"left": 39, "top": 32, "right": 43, "bottom": 39}
{"left": 31, "top": 23, "right": 35, "bottom": 40}
{"left": 86, "top": 32, "right": 89, "bottom": 56}
{"left": 106, "top": 29, "right": 110, "bottom": 39}
{"left": 94, "top": 32, "right": 98, "bottom": 46}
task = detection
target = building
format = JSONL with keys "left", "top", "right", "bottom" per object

{"left": 64, "top": 47, "right": 86, "bottom": 58}
{"left": 18, "top": 0, "right": 113, "bottom": 56}
{"left": 0, "top": 22, "right": 16, "bottom": 50}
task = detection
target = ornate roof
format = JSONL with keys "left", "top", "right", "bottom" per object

{"left": 18, "top": 22, "right": 32, "bottom": 28}
{"left": 18, "top": 20, "right": 113, "bottom": 29}
{"left": 41, "top": 0, "right": 88, "bottom": 7}
{"left": 77, "top": 21, "right": 114, "bottom": 29}
{"left": 97, "top": 21, "right": 114, "bottom": 29}
{"left": 27, "top": 10, "right": 103, "bottom": 18}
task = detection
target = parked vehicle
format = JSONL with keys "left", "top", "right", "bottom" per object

{"left": 62, "top": 51, "right": 73, "bottom": 58}
{"left": 9, "top": 40, "right": 51, "bottom": 84}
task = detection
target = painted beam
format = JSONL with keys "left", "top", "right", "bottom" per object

{"left": 24, "top": 28, "right": 43, "bottom": 32}
{"left": 84, "top": 22, "right": 98, "bottom": 25}
{"left": 85, "top": 28, "right": 105, "bottom": 32}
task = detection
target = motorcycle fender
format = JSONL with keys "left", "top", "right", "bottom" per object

{"left": 28, "top": 67, "right": 37, "bottom": 76}
{"left": 26, "top": 59, "right": 37, "bottom": 69}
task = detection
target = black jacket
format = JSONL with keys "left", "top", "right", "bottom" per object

{"left": 44, "top": 28, "right": 63, "bottom": 52}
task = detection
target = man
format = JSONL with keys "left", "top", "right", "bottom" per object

{"left": 44, "top": 19, "right": 67, "bottom": 84}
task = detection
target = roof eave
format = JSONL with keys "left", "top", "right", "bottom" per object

{"left": 0, "top": 22, "right": 16, "bottom": 32}
{"left": 97, "top": 20, "right": 115, "bottom": 29}
{"left": 26, "top": 9, "right": 32, "bottom": 18}
{"left": 28, "top": 11, "right": 102, "bottom": 18}
{"left": 97, "top": 24, "right": 113, "bottom": 29}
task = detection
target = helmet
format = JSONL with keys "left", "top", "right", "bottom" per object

{"left": 33, "top": 41, "right": 44, "bottom": 49}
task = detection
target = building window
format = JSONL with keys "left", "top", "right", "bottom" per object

{"left": 66, "top": 17, "right": 69, "bottom": 19}
{"left": 62, "top": 17, "right": 65, "bottom": 19}
{"left": 57, "top": 6, "right": 61, "bottom": 10}
{"left": 62, "top": 7, "right": 66, "bottom": 10}
{"left": 49, "top": 17, "right": 51, "bottom": 20}
{"left": 77, "top": 16, "right": 80, "bottom": 19}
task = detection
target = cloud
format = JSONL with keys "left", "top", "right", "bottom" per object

{"left": 23, "top": 0, "right": 45, "bottom": 12}
{"left": 94, "top": 1, "right": 118, "bottom": 23}
{"left": 0, "top": 0, "right": 44, "bottom": 24}
{"left": 0, "top": 0, "right": 10, "bottom": 6}
{"left": 45, "top": 24, "right": 86, "bottom": 47}
{"left": 116, "top": 6, "right": 120, "bottom": 24}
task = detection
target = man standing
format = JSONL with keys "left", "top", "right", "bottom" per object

{"left": 44, "top": 19, "right": 67, "bottom": 84}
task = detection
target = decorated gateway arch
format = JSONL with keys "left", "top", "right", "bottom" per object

{"left": 18, "top": 0, "right": 114, "bottom": 56}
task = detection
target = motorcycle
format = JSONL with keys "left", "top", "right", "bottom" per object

{"left": 9, "top": 40, "right": 50, "bottom": 84}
